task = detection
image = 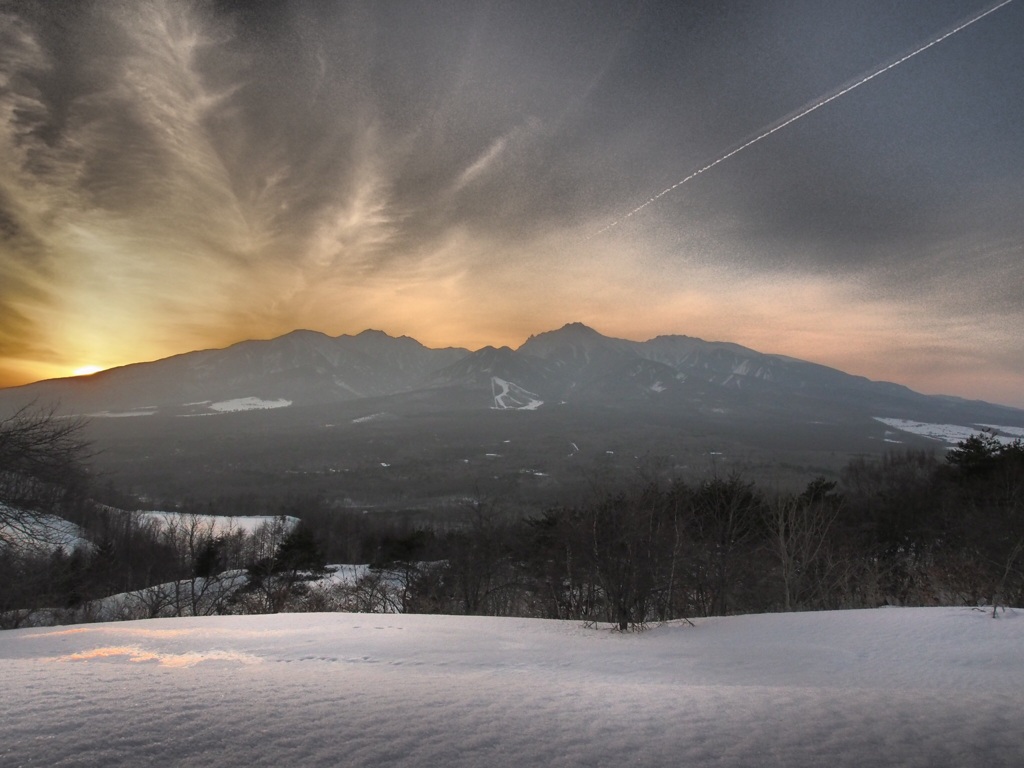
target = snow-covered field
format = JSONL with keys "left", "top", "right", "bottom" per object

{"left": 0, "top": 507, "right": 91, "bottom": 553}
{"left": 2, "top": 607, "right": 1022, "bottom": 767}
{"left": 875, "top": 417, "right": 1022, "bottom": 446}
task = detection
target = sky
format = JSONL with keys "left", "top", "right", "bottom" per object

{"left": 1, "top": 0, "right": 1023, "bottom": 408}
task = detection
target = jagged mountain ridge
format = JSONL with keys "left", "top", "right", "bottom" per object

{"left": 1, "top": 323, "right": 1022, "bottom": 427}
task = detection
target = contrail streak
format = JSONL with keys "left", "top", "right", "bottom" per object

{"left": 591, "top": 0, "right": 1015, "bottom": 238}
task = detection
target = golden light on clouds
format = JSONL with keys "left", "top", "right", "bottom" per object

{"left": 1, "top": 1, "right": 1022, "bottom": 407}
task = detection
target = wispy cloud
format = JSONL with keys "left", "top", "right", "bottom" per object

{"left": 0, "top": 1, "right": 1022, "bottom": 407}
{"left": 452, "top": 135, "right": 510, "bottom": 193}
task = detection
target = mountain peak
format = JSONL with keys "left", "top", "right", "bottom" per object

{"left": 516, "top": 322, "right": 638, "bottom": 374}
{"left": 519, "top": 322, "right": 605, "bottom": 347}
{"left": 558, "top": 322, "right": 601, "bottom": 335}
{"left": 278, "top": 329, "right": 331, "bottom": 341}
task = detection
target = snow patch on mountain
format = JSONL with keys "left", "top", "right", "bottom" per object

{"left": 491, "top": 377, "right": 543, "bottom": 410}
{"left": 87, "top": 407, "right": 158, "bottom": 418}
{"left": 352, "top": 412, "right": 386, "bottom": 423}
{"left": 208, "top": 397, "right": 292, "bottom": 412}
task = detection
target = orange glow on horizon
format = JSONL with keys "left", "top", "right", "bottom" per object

{"left": 72, "top": 365, "right": 105, "bottom": 377}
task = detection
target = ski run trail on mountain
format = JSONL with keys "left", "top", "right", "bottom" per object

{"left": 1, "top": 607, "right": 1022, "bottom": 767}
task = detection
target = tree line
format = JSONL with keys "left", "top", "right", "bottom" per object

{"left": 2, "top": 405, "right": 1022, "bottom": 628}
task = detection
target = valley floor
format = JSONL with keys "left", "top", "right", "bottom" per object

{"left": 1, "top": 607, "right": 1022, "bottom": 767}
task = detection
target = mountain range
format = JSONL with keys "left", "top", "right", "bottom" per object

{"left": 3, "top": 322, "right": 1020, "bottom": 422}
{"left": 3, "top": 323, "right": 1022, "bottom": 506}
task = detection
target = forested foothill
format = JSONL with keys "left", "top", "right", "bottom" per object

{"left": 2, "top": 404, "right": 1022, "bottom": 629}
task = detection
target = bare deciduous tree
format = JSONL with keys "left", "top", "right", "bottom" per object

{"left": 765, "top": 479, "right": 841, "bottom": 611}
{"left": 0, "top": 403, "right": 92, "bottom": 545}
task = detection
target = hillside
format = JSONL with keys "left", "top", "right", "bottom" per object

{"left": 3, "top": 323, "right": 1023, "bottom": 504}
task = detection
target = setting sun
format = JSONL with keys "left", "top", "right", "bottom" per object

{"left": 72, "top": 366, "right": 104, "bottom": 377}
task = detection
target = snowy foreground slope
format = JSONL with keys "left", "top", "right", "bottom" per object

{"left": 1, "top": 608, "right": 1022, "bottom": 767}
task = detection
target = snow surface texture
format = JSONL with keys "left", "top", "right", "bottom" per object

{"left": 2, "top": 608, "right": 1022, "bottom": 767}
